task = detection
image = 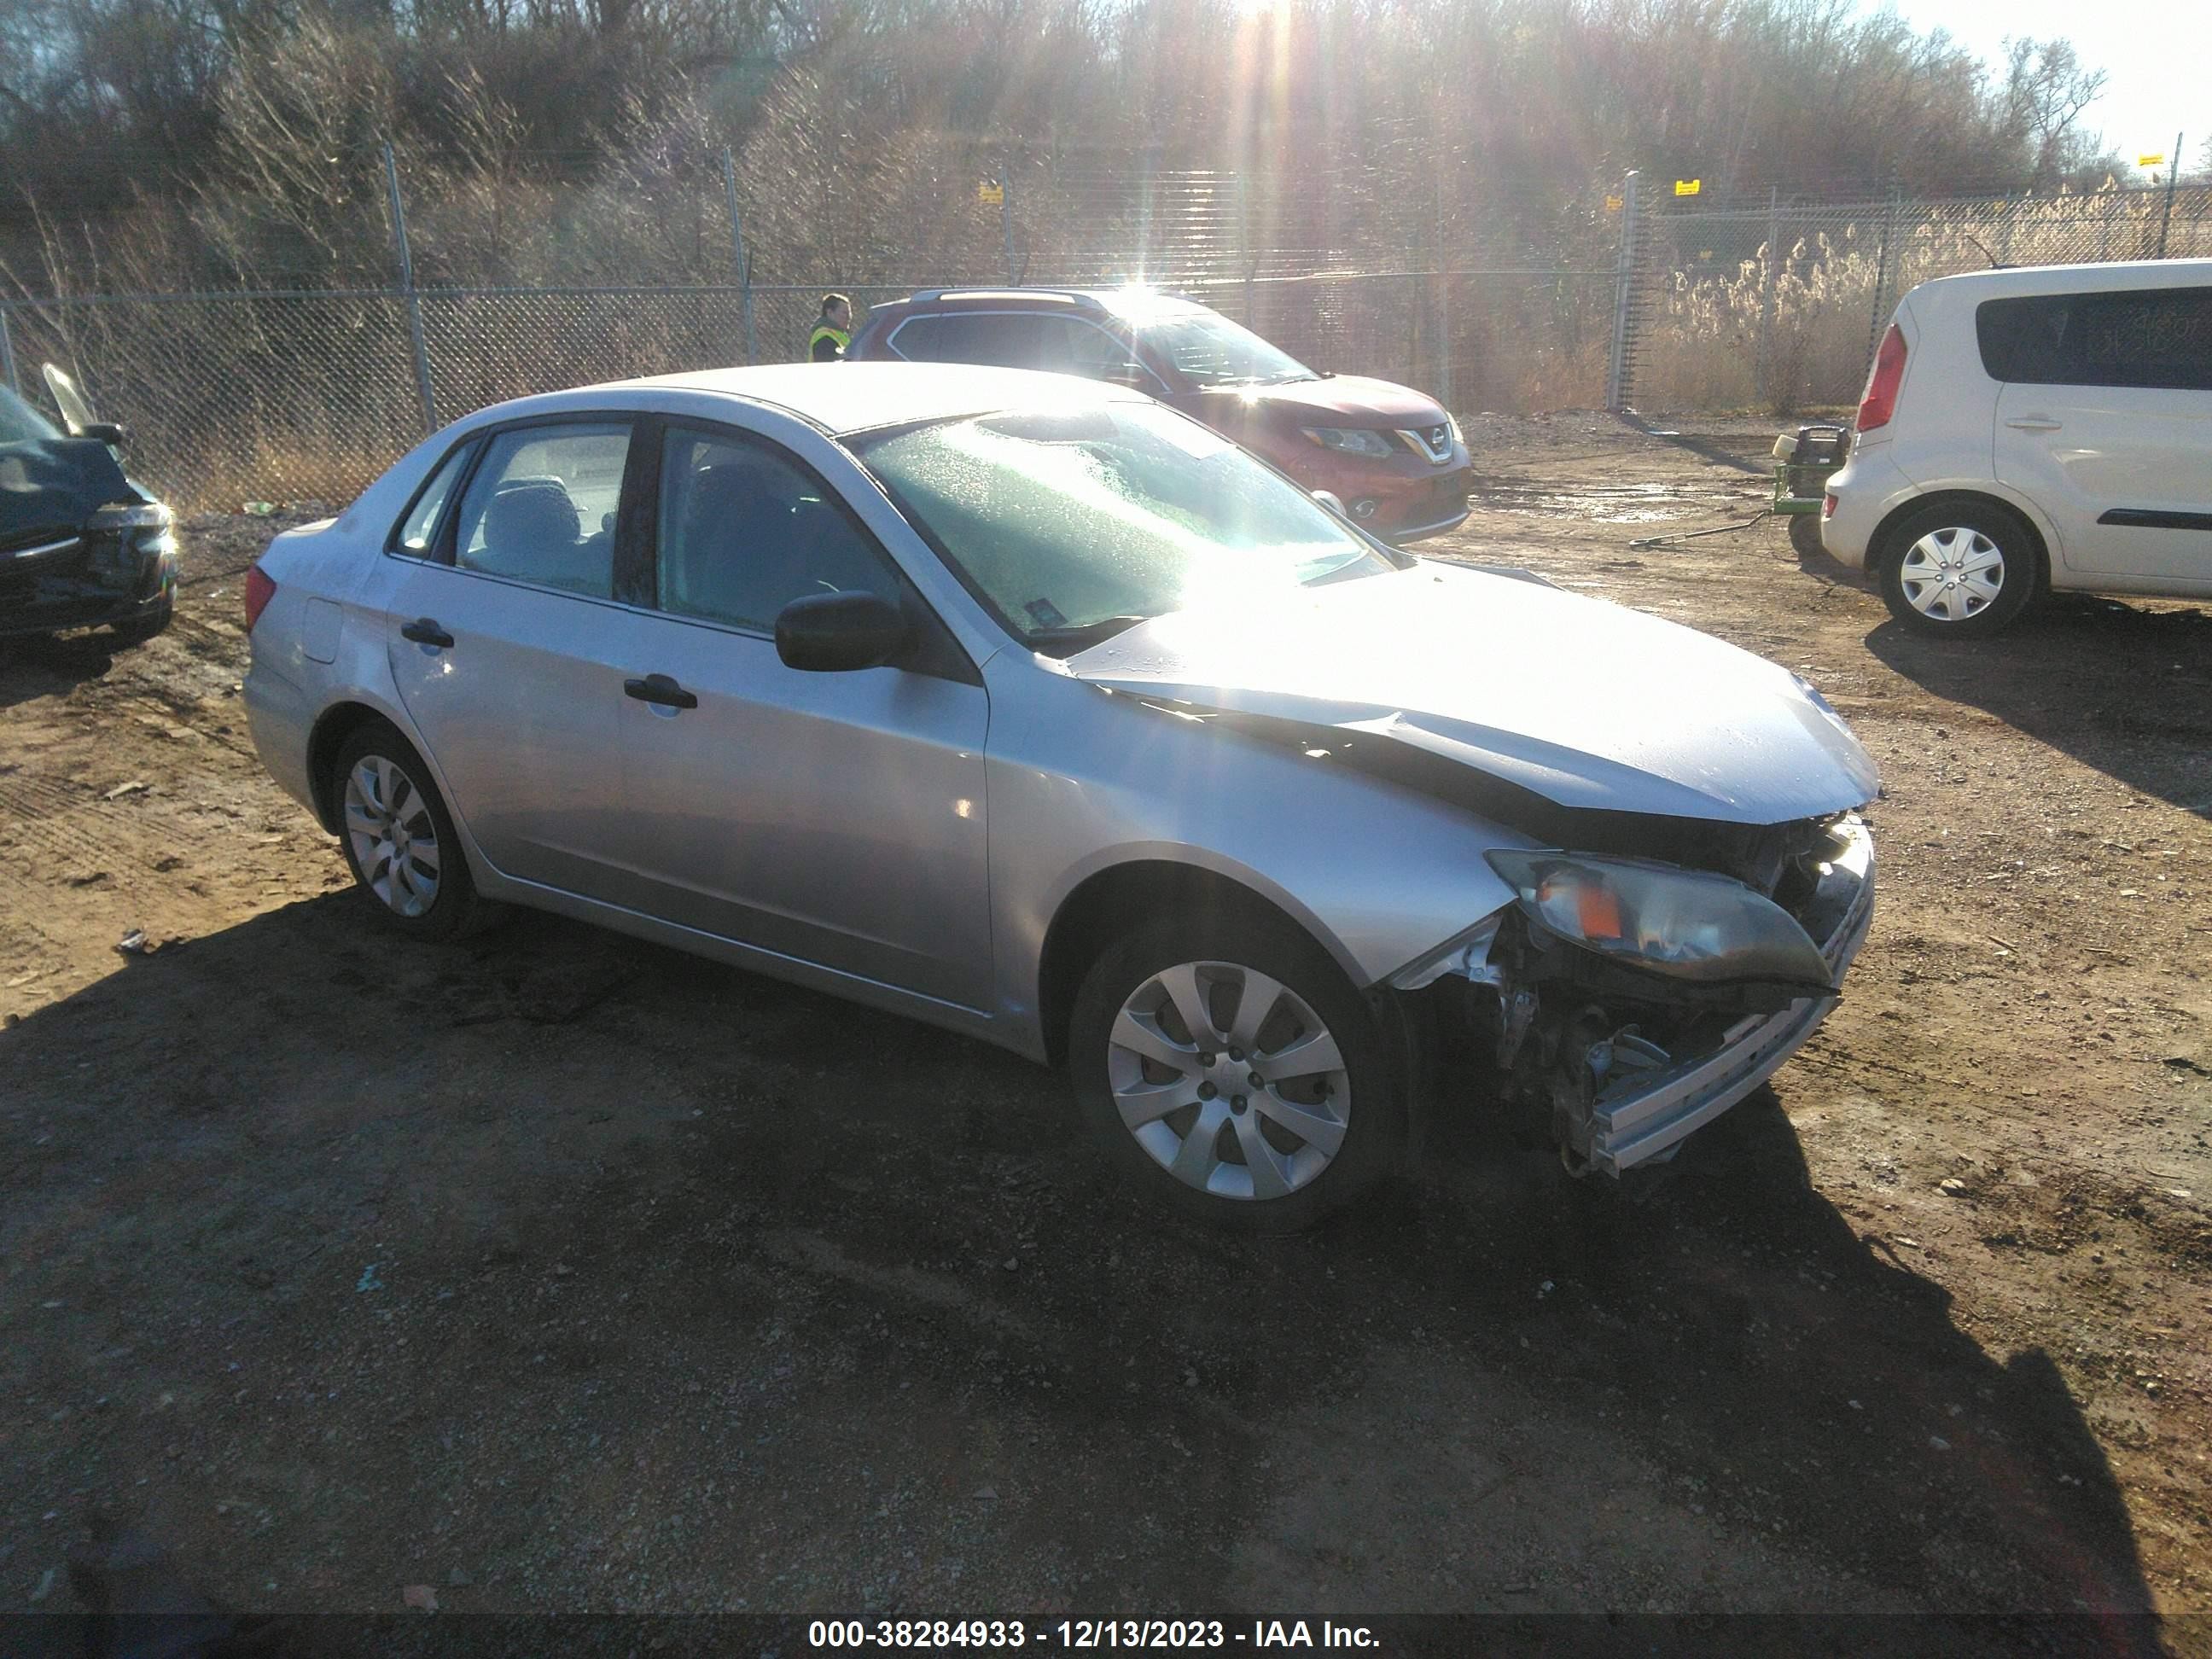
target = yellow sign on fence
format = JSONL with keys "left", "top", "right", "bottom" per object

{"left": 1674, "top": 178, "right": 1702, "bottom": 196}
{"left": 977, "top": 180, "right": 1004, "bottom": 206}
{"left": 1604, "top": 195, "right": 1624, "bottom": 212}
{"left": 2139, "top": 153, "right": 2166, "bottom": 167}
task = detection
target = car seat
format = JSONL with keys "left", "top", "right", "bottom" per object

{"left": 669, "top": 462, "right": 795, "bottom": 626}
{"left": 476, "top": 478, "right": 578, "bottom": 572}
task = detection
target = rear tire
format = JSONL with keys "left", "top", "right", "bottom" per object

{"left": 1877, "top": 502, "right": 2039, "bottom": 637}
{"left": 1068, "top": 908, "right": 1405, "bottom": 1231}
{"left": 1787, "top": 512, "right": 1826, "bottom": 562}
{"left": 329, "top": 718, "right": 495, "bottom": 940}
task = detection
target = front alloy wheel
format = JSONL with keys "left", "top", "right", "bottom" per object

{"left": 1108, "top": 960, "right": 1352, "bottom": 1202}
{"left": 1069, "top": 911, "right": 1402, "bottom": 1230}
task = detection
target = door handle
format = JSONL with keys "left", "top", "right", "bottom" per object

{"left": 624, "top": 673, "right": 698, "bottom": 711}
{"left": 2005, "top": 416, "right": 2063, "bottom": 432}
{"left": 400, "top": 618, "right": 454, "bottom": 648}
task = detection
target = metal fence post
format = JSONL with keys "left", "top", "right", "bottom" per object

{"left": 2157, "top": 131, "right": 2184, "bottom": 259}
{"left": 1865, "top": 189, "right": 1900, "bottom": 369}
{"left": 1238, "top": 170, "right": 1256, "bottom": 325}
{"left": 1755, "top": 186, "right": 1781, "bottom": 409}
{"left": 1001, "top": 151, "right": 1016, "bottom": 282}
{"left": 0, "top": 303, "right": 18, "bottom": 397}
{"left": 382, "top": 142, "right": 438, "bottom": 434}
{"left": 720, "top": 148, "right": 758, "bottom": 364}
{"left": 1604, "top": 172, "right": 1640, "bottom": 411}
{"left": 1433, "top": 169, "right": 1452, "bottom": 411}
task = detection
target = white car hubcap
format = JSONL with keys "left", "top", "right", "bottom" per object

{"left": 1901, "top": 527, "right": 2005, "bottom": 622}
{"left": 1107, "top": 959, "right": 1351, "bottom": 1202}
{"left": 344, "top": 754, "right": 441, "bottom": 918}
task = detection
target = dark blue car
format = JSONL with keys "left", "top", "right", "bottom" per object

{"left": 1, "top": 366, "right": 176, "bottom": 647}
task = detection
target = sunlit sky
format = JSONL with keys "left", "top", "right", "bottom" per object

{"left": 1883, "top": 0, "right": 2208, "bottom": 172}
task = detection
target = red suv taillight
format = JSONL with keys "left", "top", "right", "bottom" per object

{"left": 243, "top": 565, "right": 276, "bottom": 632}
{"left": 1855, "top": 323, "right": 1906, "bottom": 433}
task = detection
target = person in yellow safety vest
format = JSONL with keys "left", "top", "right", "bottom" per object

{"left": 810, "top": 294, "right": 853, "bottom": 362}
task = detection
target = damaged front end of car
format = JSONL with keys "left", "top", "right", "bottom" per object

{"left": 1393, "top": 813, "right": 1875, "bottom": 1175}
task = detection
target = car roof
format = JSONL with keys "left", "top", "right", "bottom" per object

{"left": 888, "top": 285, "right": 1208, "bottom": 317}
{"left": 1912, "top": 257, "right": 2212, "bottom": 299}
{"left": 603, "top": 360, "right": 1150, "bottom": 436}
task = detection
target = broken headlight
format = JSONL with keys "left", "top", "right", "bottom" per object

{"left": 1484, "top": 850, "right": 1835, "bottom": 991}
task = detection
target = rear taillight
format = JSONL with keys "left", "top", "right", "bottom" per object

{"left": 244, "top": 564, "right": 276, "bottom": 632}
{"left": 1855, "top": 323, "right": 1906, "bottom": 433}
{"left": 1823, "top": 492, "right": 1837, "bottom": 520}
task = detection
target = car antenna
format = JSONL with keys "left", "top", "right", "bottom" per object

{"left": 1964, "top": 234, "right": 2010, "bottom": 271}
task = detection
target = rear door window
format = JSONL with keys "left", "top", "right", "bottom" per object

{"left": 450, "top": 422, "right": 632, "bottom": 597}
{"left": 1977, "top": 288, "right": 2212, "bottom": 390}
{"left": 892, "top": 311, "right": 1057, "bottom": 370}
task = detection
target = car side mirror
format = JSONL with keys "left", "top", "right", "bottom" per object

{"left": 1312, "top": 489, "right": 1349, "bottom": 519}
{"left": 80, "top": 422, "right": 125, "bottom": 448}
{"left": 1100, "top": 363, "right": 1150, "bottom": 390}
{"left": 775, "top": 591, "right": 911, "bottom": 672}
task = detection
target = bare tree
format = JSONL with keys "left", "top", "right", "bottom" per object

{"left": 1994, "top": 37, "right": 2109, "bottom": 188}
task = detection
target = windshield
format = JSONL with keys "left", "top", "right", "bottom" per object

{"left": 0, "top": 385, "right": 62, "bottom": 445}
{"left": 853, "top": 402, "right": 1394, "bottom": 653}
{"left": 1130, "top": 305, "right": 1314, "bottom": 388}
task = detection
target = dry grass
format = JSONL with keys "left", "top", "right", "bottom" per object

{"left": 1639, "top": 187, "right": 2212, "bottom": 414}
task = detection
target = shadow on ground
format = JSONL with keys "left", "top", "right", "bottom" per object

{"left": 1866, "top": 597, "right": 2212, "bottom": 816}
{"left": 0, "top": 894, "right": 2167, "bottom": 1639}
{"left": 0, "top": 630, "right": 131, "bottom": 712}
{"left": 1615, "top": 413, "right": 1770, "bottom": 478}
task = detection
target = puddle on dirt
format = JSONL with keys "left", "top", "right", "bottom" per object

{"left": 1470, "top": 478, "right": 1732, "bottom": 524}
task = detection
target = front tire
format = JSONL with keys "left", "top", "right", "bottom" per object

{"left": 330, "top": 719, "right": 492, "bottom": 940}
{"left": 1877, "top": 503, "right": 2039, "bottom": 637}
{"left": 1068, "top": 910, "right": 1405, "bottom": 1231}
{"left": 110, "top": 595, "right": 173, "bottom": 648}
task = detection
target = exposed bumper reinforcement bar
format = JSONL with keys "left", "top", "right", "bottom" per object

{"left": 1589, "top": 819, "right": 1876, "bottom": 1175}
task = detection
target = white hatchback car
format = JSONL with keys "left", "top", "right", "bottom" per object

{"left": 1821, "top": 259, "right": 2212, "bottom": 637}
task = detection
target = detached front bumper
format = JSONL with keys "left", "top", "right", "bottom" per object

{"left": 1578, "top": 819, "right": 1875, "bottom": 1174}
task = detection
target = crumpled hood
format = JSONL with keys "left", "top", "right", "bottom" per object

{"left": 1216, "top": 374, "right": 1446, "bottom": 428}
{"left": 0, "top": 436, "right": 136, "bottom": 552}
{"left": 1067, "top": 561, "right": 1881, "bottom": 826}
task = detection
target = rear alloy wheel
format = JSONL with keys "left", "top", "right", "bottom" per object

{"left": 1878, "top": 504, "right": 2038, "bottom": 637}
{"left": 1069, "top": 912, "right": 1402, "bottom": 1231}
{"left": 331, "top": 719, "right": 491, "bottom": 939}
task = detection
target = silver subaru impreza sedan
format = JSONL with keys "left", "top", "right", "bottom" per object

{"left": 244, "top": 363, "right": 1877, "bottom": 1229}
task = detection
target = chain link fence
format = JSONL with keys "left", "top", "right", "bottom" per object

{"left": 1639, "top": 180, "right": 2212, "bottom": 412}
{"left": 3, "top": 156, "right": 2207, "bottom": 511}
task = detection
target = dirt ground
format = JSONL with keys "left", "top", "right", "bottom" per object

{"left": 3, "top": 416, "right": 2209, "bottom": 1642}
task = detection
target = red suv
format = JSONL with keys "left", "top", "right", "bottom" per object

{"left": 847, "top": 288, "right": 1471, "bottom": 544}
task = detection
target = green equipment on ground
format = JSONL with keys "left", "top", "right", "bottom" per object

{"left": 1771, "top": 422, "right": 1850, "bottom": 556}
{"left": 1627, "top": 422, "right": 1852, "bottom": 554}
